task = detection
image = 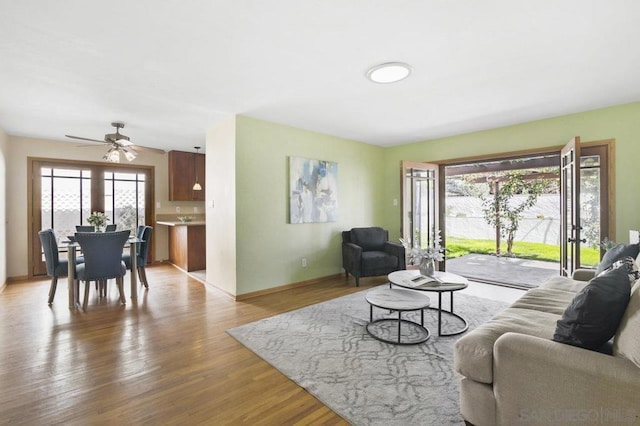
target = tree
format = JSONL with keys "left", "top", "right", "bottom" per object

{"left": 480, "top": 172, "right": 547, "bottom": 256}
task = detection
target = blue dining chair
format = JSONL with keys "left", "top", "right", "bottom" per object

{"left": 122, "top": 226, "right": 153, "bottom": 288}
{"left": 76, "top": 225, "right": 95, "bottom": 232}
{"left": 38, "top": 229, "right": 84, "bottom": 305}
{"left": 105, "top": 224, "right": 117, "bottom": 232}
{"left": 75, "top": 230, "right": 130, "bottom": 311}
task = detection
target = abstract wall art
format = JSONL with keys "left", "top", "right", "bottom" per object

{"left": 289, "top": 156, "right": 338, "bottom": 223}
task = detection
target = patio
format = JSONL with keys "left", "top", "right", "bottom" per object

{"left": 446, "top": 253, "right": 560, "bottom": 288}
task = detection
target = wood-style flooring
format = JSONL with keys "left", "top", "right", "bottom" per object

{"left": 0, "top": 266, "right": 523, "bottom": 425}
{"left": 0, "top": 266, "right": 387, "bottom": 425}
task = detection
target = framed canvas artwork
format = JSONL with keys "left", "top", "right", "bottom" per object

{"left": 289, "top": 156, "right": 338, "bottom": 223}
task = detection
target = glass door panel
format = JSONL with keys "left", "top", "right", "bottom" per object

{"left": 104, "top": 171, "right": 147, "bottom": 234}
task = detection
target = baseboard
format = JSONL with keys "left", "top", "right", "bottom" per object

{"left": 235, "top": 274, "right": 344, "bottom": 301}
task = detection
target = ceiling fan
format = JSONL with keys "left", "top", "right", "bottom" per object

{"left": 65, "top": 121, "right": 165, "bottom": 163}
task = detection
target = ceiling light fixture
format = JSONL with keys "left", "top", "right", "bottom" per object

{"left": 366, "top": 62, "right": 412, "bottom": 84}
{"left": 102, "top": 144, "right": 137, "bottom": 163}
{"left": 192, "top": 146, "right": 202, "bottom": 191}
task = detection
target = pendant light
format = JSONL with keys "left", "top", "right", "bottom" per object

{"left": 192, "top": 146, "right": 202, "bottom": 191}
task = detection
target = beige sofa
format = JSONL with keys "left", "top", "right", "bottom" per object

{"left": 454, "top": 271, "right": 640, "bottom": 426}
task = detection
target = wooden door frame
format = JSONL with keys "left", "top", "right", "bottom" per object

{"left": 28, "top": 157, "right": 156, "bottom": 278}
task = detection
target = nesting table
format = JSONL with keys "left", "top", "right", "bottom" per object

{"left": 388, "top": 270, "right": 469, "bottom": 336}
{"left": 365, "top": 287, "right": 431, "bottom": 345}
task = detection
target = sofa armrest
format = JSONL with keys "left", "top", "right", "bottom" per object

{"left": 384, "top": 241, "right": 406, "bottom": 269}
{"left": 572, "top": 268, "right": 596, "bottom": 281}
{"left": 494, "top": 332, "right": 640, "bottom": 425}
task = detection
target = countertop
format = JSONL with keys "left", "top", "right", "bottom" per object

{"left": 156, "top": 221, "right": 206, "bottom": 227}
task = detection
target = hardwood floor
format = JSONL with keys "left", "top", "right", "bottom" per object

{"left": 0, "top": 266, "right": 523, "bottom": 425}
{"left": 0, "top": 265, "right": 388, "bottom": 425}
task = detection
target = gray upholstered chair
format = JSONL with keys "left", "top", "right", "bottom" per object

{"left": 342, "top": 227, "right": 406, "bottom": 286}
{"left": 38, "top": 229, "right": 84, "bottom": 305}
{"left": 75, "top": 230, "right": 130, "bottom": 310}
{"left": 105, "top": 224, "right": 117, "bottom": 232}
{"left": 76, "top": 225, "right": 95, "bottom": 232}
{"left": 122, "top": 225, "right": 153, "bottom": 288}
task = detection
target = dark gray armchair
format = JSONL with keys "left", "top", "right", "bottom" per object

{"left": 342, "top": 227, "right": 406, "bottom": 286}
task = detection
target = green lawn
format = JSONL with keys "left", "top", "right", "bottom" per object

{"left": 445, "top": 237, "right": 600, "bottom": 267}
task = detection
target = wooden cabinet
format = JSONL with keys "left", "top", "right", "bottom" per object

{"left": 167, "top": 224, "right": 206, "bottom": 271}
{"left": 168, "top": 150, "right": 205, "bottom": 201}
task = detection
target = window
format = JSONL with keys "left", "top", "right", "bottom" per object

{"left": 30, "top": 158, "right": 154, "bottom": 277}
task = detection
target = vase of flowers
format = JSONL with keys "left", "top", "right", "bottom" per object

{"left": 400, "top": 229, "right": 445, "bottom": 277}
{"left": 87, "top": 211, "right": 109, "bottom": 232}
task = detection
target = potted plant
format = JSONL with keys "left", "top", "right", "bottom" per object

{"left": 87, "top": 211, "right": 110, "bottom": 232}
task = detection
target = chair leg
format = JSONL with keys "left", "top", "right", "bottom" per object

{"left": 356, "top": 276, "right": 360, "bottom": 287}
{"left": 138, "top": 267, "right": 149, "bottom": 289}
{"left": 48, "top": 276, "right": 58, "bottom": 305}
{"left": 117, "top": 277, "right": 126, "bottom": 305}
{"left": 83, "top": 280, "right": 90, "bottom": 311}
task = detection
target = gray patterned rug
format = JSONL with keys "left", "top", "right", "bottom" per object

{"left": 227, "top": 287, "right": 508, "bottom": 425}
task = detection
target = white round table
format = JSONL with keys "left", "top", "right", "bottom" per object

{"left": 388, "top": 270, "right": 469, "bottom": 336}
{"left": 365, "top": 287, "right": 431, "bottom": 345}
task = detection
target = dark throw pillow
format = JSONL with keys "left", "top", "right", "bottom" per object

{"left": 595, "top": 243, "right": 640, "bottom": 275}
{"left": 553, "top": 264, "right": 631, "bottom": 350}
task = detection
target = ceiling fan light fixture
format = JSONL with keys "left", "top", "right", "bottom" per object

{"left": 122, "top": 147, "right": 137, "bottom": 162}
{"left": 103, "top": 147, "right": 120, "bottom": 163}
{"left": 366, "top": 62, "right": 412, "bottom": 84}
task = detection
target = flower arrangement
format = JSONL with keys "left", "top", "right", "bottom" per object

{"left": 87, "top": 211, "right": 109, "bottom": 229}
{"left": 400, "top": 229, "right": 446, "bottom": 265}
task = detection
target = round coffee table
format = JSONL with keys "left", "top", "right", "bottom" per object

{"left": 365, "top": 287, "right": 431, "bottom": 345}
{"left": 388, "top": 270, "right": 469, "bottom": 336}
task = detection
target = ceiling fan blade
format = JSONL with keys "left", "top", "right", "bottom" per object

{"left": 65, "top": 135, "right": 107, "bottom": 144}
{"left": 130, "top": 145, "right": 166, "bottom": 154}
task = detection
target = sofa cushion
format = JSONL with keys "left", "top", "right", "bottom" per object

{"left": 538, "top": 275, "right": 589, "bottom": 293}
{"left": 595, "top": 243, "right": 640, "bottom": 275}
{"left": 614, "top": 280, "right": 640, "bottom": 368}
{"left": 454, "top": 307, "right": 560, "bottom": 384}
{"left": 553, "top": 265, "right": 631, "bottom": 350}
{"left": 350, "top": 227, "right": 387, "bottom": 251}
{"left": 510, "top": 287, "right": 579, "bottom": 315}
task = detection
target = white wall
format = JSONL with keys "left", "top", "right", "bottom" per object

{"left": 205, "top": 116, "right": 237, "bottom": 295}
{"left": 4, "top": 135, "right": 203, "bottom": 278}
{"left": 0, "top": 128, "right": 7, "bottom": 287}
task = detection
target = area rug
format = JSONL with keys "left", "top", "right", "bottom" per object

{"left": 227, "top": 287, "right": 508, "bottom": 425}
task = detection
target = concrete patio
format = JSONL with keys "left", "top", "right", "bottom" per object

{"left": 446, "top": 253, "right": 560, "bottom": 288}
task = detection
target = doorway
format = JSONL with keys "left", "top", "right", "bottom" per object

{"left": 401, "top": 140, "right": 614, "bottom": 288}
{"left": 29, "top": 158, "right": 154, "bottom": 277}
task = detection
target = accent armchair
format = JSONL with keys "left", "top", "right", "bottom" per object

{"left": 342, "top": 227, "right": 406, "bottom": 286}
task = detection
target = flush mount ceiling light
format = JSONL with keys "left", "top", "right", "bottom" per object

{"left": 366, "top": 62, "right": 412, "bottom": 84}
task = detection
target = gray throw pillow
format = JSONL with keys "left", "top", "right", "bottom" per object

{"left": 595, "top": 243, "right": 640, "bottom": 275}
{"left": 553, "top": 264, "right": 632, "bottom": 350}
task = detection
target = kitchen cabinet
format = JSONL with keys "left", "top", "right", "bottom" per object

{"left": 157, "top": 221, "right": 206, "bottom": 272}
{"left": 168, "top": 150, "right": 205, "bottom": 201}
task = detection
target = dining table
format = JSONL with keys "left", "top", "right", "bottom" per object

{"left": 62, "top": 237, "right": 144, "bottom": 310}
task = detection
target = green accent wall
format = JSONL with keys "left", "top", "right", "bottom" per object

{"left": 380, "top": 101, "right": 640, "bottom": 245}
{"left": 235, "top": 116, "right": 385, "bottom": 294}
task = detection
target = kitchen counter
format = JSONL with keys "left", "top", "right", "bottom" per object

{"left": 157, "top": 220, "right": 206, "bottom": 227}
{"left": 157, "top": 221, "right": 206, "bottom": 271}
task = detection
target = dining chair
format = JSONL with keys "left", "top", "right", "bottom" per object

{"left": 75, "top": 230, "right": 130, "bottom": 310}
{"left": 38, "top": 229, "right": 84, "bottom": 305}
{"left": 122, "top": 226, "right": 153, "bottom": 288}
{"left": 76, "top": 225, "right": 95, "bottom": 232}
{"left": 105, "top": 224, "right": 117, "bottom": 232}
